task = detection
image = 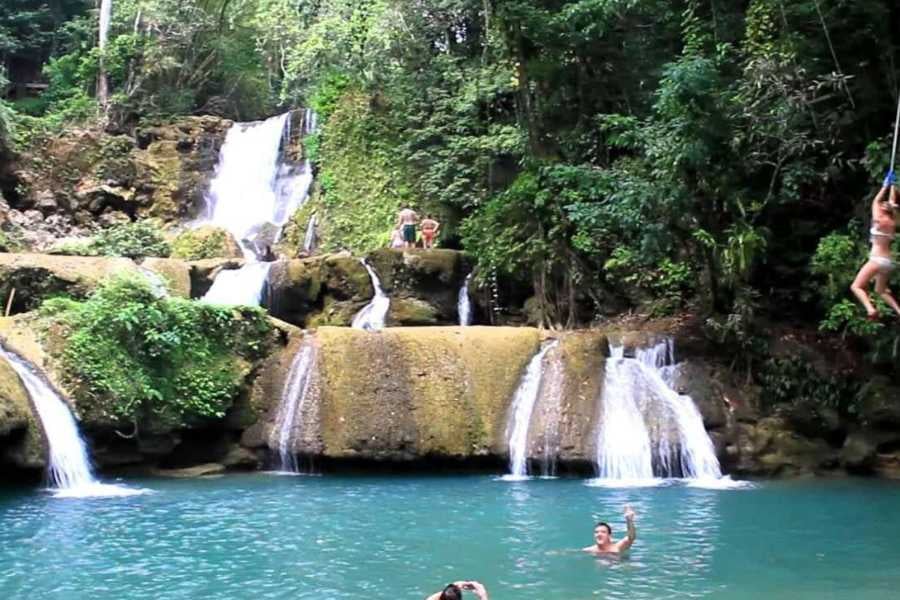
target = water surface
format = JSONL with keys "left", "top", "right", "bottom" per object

{"left": 1, "top": 475, "right": 898, "bottom": 599}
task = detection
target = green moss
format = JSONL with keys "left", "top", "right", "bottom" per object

{"left": 39, "top": 275, "right": 274, "bottom": 431}
{"left": 308, "top": 90, "right": 416, "bottom": 254}
{"left": 171, "top": 226, "right": 240, "bottom": 260}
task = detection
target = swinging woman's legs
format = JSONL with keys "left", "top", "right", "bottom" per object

{"left": 851, "top": 261, "right": 882, "bottom": 318}
{"left": 875, "top": 269, "right": 900, "bottom": 316}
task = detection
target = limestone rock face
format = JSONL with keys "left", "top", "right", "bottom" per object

{"left": 267, "top": 253, "right": 372, "bottom": 327}
{"left": 5, "top": 117, "right": 230, "bottom": 250}
{"left": 733, "top": 417, "right": 837, "bottom": 477}
{"left": 368, "top": 248, "right": 470, "bottom": 326}
{"left": 268, "top": 249, "right": 471, "bottom": 328}
{"left": 247, "top": 326, "right": 542, "bottom": 461}
{"left": 0, "top": 253, "right": 141, "bottom": 314}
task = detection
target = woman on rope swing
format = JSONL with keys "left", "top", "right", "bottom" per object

{"left": 851, "top": 170, "right": 900, "bottom": 320}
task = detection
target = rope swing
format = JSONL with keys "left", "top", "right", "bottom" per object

{"left": 891, "top": 92, "right": 900, "bottom": 174}
{"left": 812, "top": 0, "right": 855, "bottom": 108}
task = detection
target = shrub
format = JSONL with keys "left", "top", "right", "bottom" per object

{"left": 92, "top": 221, "right": 171, "bottom": 259}
{"left": 41, "top": 275, "right": 273, "bottom": 430}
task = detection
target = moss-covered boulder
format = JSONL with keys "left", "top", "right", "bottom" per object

{"left": 267, "top": 250, "right": 470, "bottom": 328}
{"left": 732, "top": 417, "right": 837, "bottom": 477}
{"left": 0, "top": 253, "right": 141, "bottom": 314}
{"left": 0, "top": 357, "right": 31, "bottom": 436}
{"left": 368, "top": 248, "right": 470, "bottom": 326}
{"left": 267, "top": 253, "right": 372, "bottom": 327}
{"left": 171, "top": 226, "right": 243, "bottom": 261}
{"left": 140, "top": 258, "right": 192, "bottom": 298}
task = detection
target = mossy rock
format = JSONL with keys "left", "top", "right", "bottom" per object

{"left": 140, "top": 257, "right": 192, "bottom": 298}
{"left": 311, "top": 326, "right": 540, "bottom": 460}
{"left": 171, "top": 226, "right": 243, "bottom": 261}
{"left": 0, "top": 253, "right": 141, "bottom": 314}
{"left": 0, "top": 357, "right": 31, "bottom": 436}
{"left": 387, "top": 297, "right": 440, "bottom": 326}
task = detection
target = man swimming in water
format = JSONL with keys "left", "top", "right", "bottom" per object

{"left": 582, "top": 505, "right": 636, "bottom": 555}
{"left": 426, "top": 581, "right": 489, "bottom": 600}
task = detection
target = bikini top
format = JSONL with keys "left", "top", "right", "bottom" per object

{"left": 871, "top": 227, "right": 896, "bottom": 240}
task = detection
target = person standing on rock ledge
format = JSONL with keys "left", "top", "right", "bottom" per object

{"left": 426, "top": 581, "right": 489, "bottom": 600}
{"left": 396, "top": 207, "right": 419, "bottom": 249}
{"left": 582, "top": 505, "right": 636, "bottom": 555}
{"left": 420, "top": 214, "right": 441, "bottom": 249}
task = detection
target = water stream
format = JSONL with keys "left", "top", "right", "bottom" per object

{"left": 303, "top": 212, "right": 317, "bottom": 253}
{"left": 269, "top": 341, "right": 318, "bottom": 473}
{"left": 0, "top": 345, "right": 138, "bottom": 498}
{"left": 504, "top": 340, "right": 559, "bottom": 480}
{"left": 458, "top": 273, "right": 472, "bottom": 326}
{"left": 351, "top": 260, "right": 390, "bottom": 331}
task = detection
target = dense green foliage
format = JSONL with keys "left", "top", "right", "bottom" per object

{"left": 5, "top": 0, "right": 900, "bottom": 372}
{"left": 49, "top": 220, "right": 170, "bottom": 258}
{"left": 41, "top": 276, "right": 273, "bottom": 429}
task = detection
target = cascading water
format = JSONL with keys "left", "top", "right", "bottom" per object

{"left": 200, "top": 111, "right": 314, "bottom": 306}
{"left": 458, "top": 274, "right": 472, "bottom": 326}
{"left": 593, "top": 339, "right": 724, "bottom": 485}
{"left": 503, "top": 340, "right": 559, "bottom": 480}
{"left": 0, "top": 345, "right": 139, "bottom": 497}
{"left": 351, "top": 260, "right": 390, "bottom": 331}
{"left": 303, "top": 213, "right": 317, "bottom": 253}
{"left": 269, "top": 341, "right": 318, "bottom": 473}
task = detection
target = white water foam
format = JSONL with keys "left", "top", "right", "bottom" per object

{"left": 351, "top": 260, "right": 390, "bottom": 331}
{"left": 591, "top": 339, "right": 743, "bottom": 488}
{"left": 200, "top": 112, "right": 314, "bottom": 306}
{"left": 0, "top": 345, "right": 143, "bottom": 498}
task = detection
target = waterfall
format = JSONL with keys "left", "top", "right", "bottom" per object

{"left": 269, "top": 341, "right": 318, "bottom": 473}
{"left": 0, "top": 345, "right": 139, "bottom": 498}
{"left": 503, "top": 340, "right": 559, "bottom": 480}
{"left": 303, "top": 213, "right": 317, "bottom": 253}
{"left": 200, "top": 112, "right": 314, "bottom": 306}
{"left": 351, "top": 260, "right": 390, "bottom": 331}
{"left": 458, "top": 274, "right": 472, "bottom": 326}
{"left": 592, "top": 339, "right": 723, "bottom": 485}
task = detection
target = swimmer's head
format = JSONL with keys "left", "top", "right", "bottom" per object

{"left": 440, "top": 584, "right": 462, "bottom": 600}
{"left": 594, "top": 521, "right": 612, "bottom": 545}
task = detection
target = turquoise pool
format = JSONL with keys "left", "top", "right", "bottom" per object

{"left": 1, "top": 475, "right": 898, "bottom": 599}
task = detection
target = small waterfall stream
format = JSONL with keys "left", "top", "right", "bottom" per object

{"left": 201, "top": 112, "right": 314, "bottom": 306}
{"left": 0, "top": 345, "right": 139, "bottom": 497}
{"left": 458, "top": 274, "right": 472, "bottom": 326}
{"left": 269, "top": 341, "right": 319, "bottom": 473}
{"left": 351, "top": 260, "right": 390, "bottom": 331}
{"left": 303, "top": 213, "right": 317, "bottom": 253}
{"left": 593, "top": 339, "right": 724, "bottom": 485}
{"left": 138, "top": 265, "right": 168, "bottom": 298}
{"left": 503, "top": 340, "right": 559, "bottom": 480}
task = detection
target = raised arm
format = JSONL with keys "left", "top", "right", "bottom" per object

{"left": 459, "top": 581, "right": 489, "bottom": 600}
{"left": 617, "top": 505, "right": 637, "bottom": 552}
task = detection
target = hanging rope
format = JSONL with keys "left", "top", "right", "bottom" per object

{"left": 892, "top": 93, "right": 900, "bottom": 174}
{"left": 812, "top": 0, "right": 855, "bottom": 108}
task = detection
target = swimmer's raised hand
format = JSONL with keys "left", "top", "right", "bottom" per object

{"left": 624, "top": 504, "right": 636, "bottom": 521}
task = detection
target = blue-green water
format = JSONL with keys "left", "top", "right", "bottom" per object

{"left": 1, "top": 475, "right": 899, "bottom": 599}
